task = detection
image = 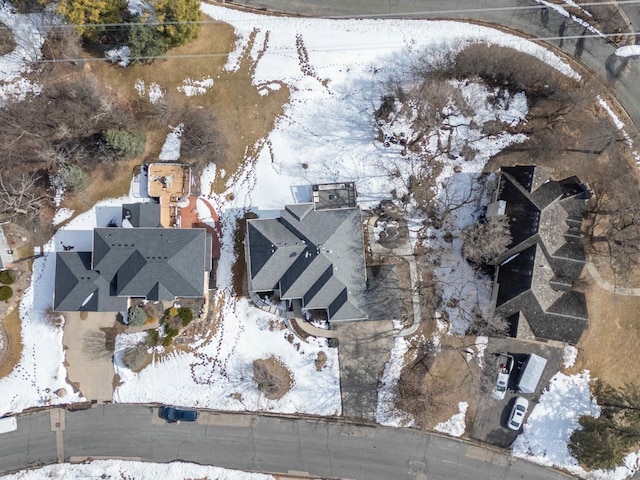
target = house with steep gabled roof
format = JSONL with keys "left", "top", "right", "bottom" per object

{"left": 245, "top": 182, "right": 368, "bottom": 323}
{"left": 489, "top": 166, "right": 591, "bottom": 344}
{"left": 54, "top": 227, "right": 211, "bottom": 312}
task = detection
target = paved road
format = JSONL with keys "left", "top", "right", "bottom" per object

{"left": 0, "top": 405, "right": 576, "bottom": 479}
{"left": 227, "top": 0, "right": 640, "bottom": 128}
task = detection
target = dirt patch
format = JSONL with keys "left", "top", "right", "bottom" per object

{"left": 397, "top": 331, "right": 481, "bottom": 430}
{"left": 64, "top": 158, "right": 138, "bottom": 218}
{"left": 0, "top": 306, "right": 22, "bottom": 378}
{"left": 0, "top": 22, "right": 16, "bottom": 56}
{"left": 572, "top": 279, "right": 640, "bottom": 388}
{"left": 253, "top": 357, "right": 293, "bottom": 400}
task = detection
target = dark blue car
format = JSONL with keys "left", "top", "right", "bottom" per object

{"left": 162, "top": 406, "right": 198, "bottom": 423}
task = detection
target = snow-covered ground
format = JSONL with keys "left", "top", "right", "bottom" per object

{"left": 0, "top": 2, "right": 624, "bottom": 476}
{"left": 1, "top": 460, "right": 274, "bottom": 480}
{"left": 435, "top": 401, "right": 468, "bottom": 437}
{"left": 0, "top": 3, "right": 45, "bottom": 104}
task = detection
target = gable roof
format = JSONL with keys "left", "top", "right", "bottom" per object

{"left": 246, "top": 203, "right": 367, "bottom": 322}
{"left": 492, "top": 166, "right": 590, "bottom": 344}
{"left": 54, "top": 227, "right": 210, "bottom": 311}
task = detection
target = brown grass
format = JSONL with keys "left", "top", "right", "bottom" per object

{"left": 0, "top": 306, "right": 22, "bottom": 378}
{"left": 65, "top": 158, "right": 138, "bottom": 216}
{"left": 397, "top": 324, "right": 480, "bottom": 430}
{"left": 572, "top": 280, "right": 640, "bottom": 388}
{"left": 253, "top": 357, "right": 293, "bottom": 400}
{"left": 0, "top": 22, "right": 16, "bottom": 56}
{"left": 88, "top": 16, "right": 290, "bottom": 195}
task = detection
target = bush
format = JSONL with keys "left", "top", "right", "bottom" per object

{"left": 104, "top": 129, "right": 146, "bottom": 159}
{"left": 168, "top": 306, "right": 178, "bottom": 317}
{"left": 178, "top": 307, "right": 193, "bottom": 327}
{"left": 147, "top": 329, "right": 159, "bottom": 346}
{"left": 0, "top": 285, "right": 13, "bottom": 301}
{"left": 126, "top": 22, "right": 168, "bottom": 64}
{"left": 154, "top": 0, "right": 202, "bottom": 49}
{"left": 128, "top": 306, "right": 148, "bottom": 326}
{"left": 0, "top": 270, "right": 15, "bottom": 285}
{"left": 59, "top": 164, "right": 89, "bottom": 191}
{"left": 122, "top": 343, "right": 149, "bottom": 371}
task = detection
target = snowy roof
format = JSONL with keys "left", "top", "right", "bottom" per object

{"left": 492, "top": 166, "right": 590, "bottom": 344}
{"left": 54, "top": 228, "right": 210, "bottom": 311}
{"left": 246, "top": 203, "right": 368, "bottom": 322}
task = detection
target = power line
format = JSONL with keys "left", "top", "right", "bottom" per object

{"left": 6, "top": 0, "right": 640, "bottom": 29}
{"left": 29, "top": 29, "right": 640, "bottom": 65}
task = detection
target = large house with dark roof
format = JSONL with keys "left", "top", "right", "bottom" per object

{"left": 489, "top": 166, "right": 590, "bottom": 344}
{"left": 245, "top": 182, "right": 368, "bottom": 323}
{"left": 54, "top": 206, "right": 211, "bottom": 312}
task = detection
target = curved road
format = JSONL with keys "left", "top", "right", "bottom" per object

{"left": 228, "top": 0, "right": 640, "bottom": 128}
{"left": 0, "top": 405, "right": 575, "bottom": 479}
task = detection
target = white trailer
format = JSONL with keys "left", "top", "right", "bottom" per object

{"left": 518, "top": 354, "right": 547, "bottom": 394}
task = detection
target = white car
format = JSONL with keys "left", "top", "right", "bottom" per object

{"left": 508, "top": 397, "right": 529, "bottom": 430}
{"left": 492, "top": 372, "right": 509, "bottom": 400}
{"left": 492, "top": 354, "right": 514, "bottom": 400}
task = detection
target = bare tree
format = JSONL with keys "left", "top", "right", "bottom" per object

{"left": 0, "top": 172, "right": 47, "bottom": 223}
{"left": 462, "top": 215, "right": 512, "bottom": 265}
{"left": 468, "top": 313, "right": 509, "bottom": 338}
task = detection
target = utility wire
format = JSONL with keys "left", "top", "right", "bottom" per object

{"left": 5, "top": 0, "right": 640, "bottom": 28}
{"left": 29, "top": 29, "right": 640, "bottom": 65}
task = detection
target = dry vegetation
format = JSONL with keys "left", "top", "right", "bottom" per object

{"left": 88, "top": 19, "right": 290, "bottom": 195}
{"left": 390, "top": 43, "right": 640, "bottom": 430}
{"left": 397, "top": 326, "right": 482, "bottom": 429}
{"left": 253, "top": 357, "right": 293, "bottom": 400}
{"left": 0, "top": 306, "right": 22, "bottom": 378}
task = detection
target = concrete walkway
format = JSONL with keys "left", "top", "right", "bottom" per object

{"left": 586, "top": 262, "right": 640, "bottom": 296}
{"left": 62, "top": 312, "right": 119, "bottom": 402}
{"left": 288, "top": 317, "right": 336, "bottom": 338}
{"left": 365, "top": 216, "right": 422, "bottom": 336}
{"left": 336, "top": 320, "right": 396, "bottom": 421}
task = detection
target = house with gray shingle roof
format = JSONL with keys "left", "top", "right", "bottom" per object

{"left": 245, "top": 182, "right": 368, "bottom": 323}
{"left": 54, "top": 227, "right": 211, "bottom": 312}
{"left": 489, "top": 166, "right": 590, "bottom": 344}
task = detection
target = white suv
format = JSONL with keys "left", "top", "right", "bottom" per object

{"left": 492, "top": 354, "right": 514, "bottom": 400}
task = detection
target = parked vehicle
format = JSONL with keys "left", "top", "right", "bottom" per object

{"left": 161, "top": 406, "right": 198, "bottom": 423}
{"left": 508, "top": 397, "right": 529, "bottom": 430}
{"left": 492, "top": 353, "right": 514, "bottom": 400}
{"left": 517, "top": 354, "right": 547, "bottom": 394}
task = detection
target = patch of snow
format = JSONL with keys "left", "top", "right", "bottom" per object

{"left": 616, "top": 45, "right": 640, "bottom": 57}
{"left": 375, "top": 327, "right": 414, "bottom": 427}
{"left": 0, "top": 5, "right": 46, "bottom": 104}
{"left": 512, "top": 371, "right": 600, "bottom": 477}
{"left": 563, "top": 344, "right": 578, "bottom": 369}
{"left": 475, "top": 336, "right": 488, "bottom": 369}
{"left": 178, "top": 76, "right": 213, "bottom": 96}
{"left": 127, "top": 0, "right": 153, "bottom": 17}
{"left": 114, "top": 296, "right": 341, "bottom": 415}
{"left": 205, "top": 5, "right": 580, "bottom": 82}
{"left": 535, "top": 0, "right": 603, "bottom": 37}
{"left": 435, "top": 401, "right": 468, "bottom": 437}
{"left": 158, "top": 124, "right": 183, "bottom": 161}
{"left": 134, "top": 79, "right": 164, "bottom": 104}
{"left": 0, "top": 252, "right": 85, "bottom": 415}
{"left": 1, "top": 459, "right": 275, "bottom": 480}
{"left": 105, "top": 46, "right": 131, "bottom": 67}
{"left": 598, "top": 96, "right": 640, "bottom": 164}
{"left": 52, "top": 208, "right": 74, "bottom": 226}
